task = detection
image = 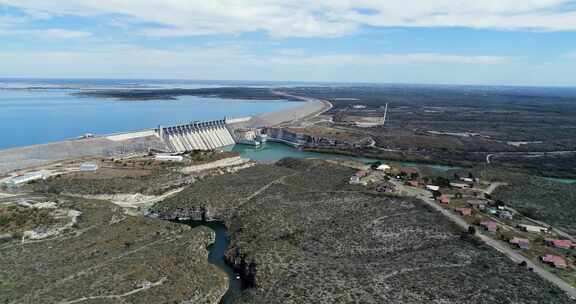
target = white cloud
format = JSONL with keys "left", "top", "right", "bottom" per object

{"left": 0, "top": 28, "right": 92, "bottom": 39}
{"left": 268, "top": 53, "right": 509, "bottom": 66}
{"left": 1, "top": 0, "right": 576, "bottom": 38}
{"left": 0, "top": 14, "right": 91, "bottom": 39}
{"left": 0, "top": 45, "right": 510, "bottom": 81}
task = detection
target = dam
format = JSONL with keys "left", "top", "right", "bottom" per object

{"left": 0, "top": 96, "right": 330, "bottom": 174}
{"left": 158, "top": 119, "right": 236, "bottom": 152}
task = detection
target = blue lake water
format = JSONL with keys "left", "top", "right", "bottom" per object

{"left": 0, "top": 89, "right": 296, "bottom": 150}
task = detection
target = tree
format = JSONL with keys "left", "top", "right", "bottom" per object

{"left": 433, "top": 176, "right": 451, "bottom": 187}
{"left": 519, "top": 261, "right": 528, "bottom": 267}
{"left": 467, "top": 226, "right": 477, "bottom": 235}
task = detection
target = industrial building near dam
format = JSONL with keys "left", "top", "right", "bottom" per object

{"left": 157, "top": 118, "right": 270, "bottom": 153}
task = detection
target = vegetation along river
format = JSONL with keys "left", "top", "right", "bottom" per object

{"left": 174, "top": 219, "right": 242, "bottom": 304}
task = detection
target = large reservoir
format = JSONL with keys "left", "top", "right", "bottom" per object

{"left": 0, "top": 88, "right": 296, "bottom": 150}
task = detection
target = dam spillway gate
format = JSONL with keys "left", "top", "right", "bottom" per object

{"left": 158, "top": 119, "right": 236, "bottom": 152}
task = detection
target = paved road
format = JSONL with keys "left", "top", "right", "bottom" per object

{"left": 394, "top": 181, "right": 576, "bottom": 299}
{"left": 487, "top": 150, "right": 576, "bottom": 164}
{"left": 482, "top": 182, "right": 508, "bottom": 194}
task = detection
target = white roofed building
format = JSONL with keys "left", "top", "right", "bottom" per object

{"left": 4, "top": 172, "right": 46, "bottom": 187}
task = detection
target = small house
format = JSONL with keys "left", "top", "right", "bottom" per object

{"left": 438, "top": 195, "right": 450, "bottom": 204}
{"left": 480, "top": 221, "right": 498, "bottom": 232}
{"left": 460, "top": 177, "right": 474, "bottom": 183}
{"left": 541, "top": 254, "right": 568, "bottom": 269}
{"left": 350, "top": 171, "right": 368, "bottom": 185}
{"left": 79, "top": 163, "right": 99, "bottom": 171}
{"left": 376, "top": 164, "right": 391, "bottom": 172}
{"left": 3, "top": 172, "right": 46, "bottom": 187}
{"left": 545, "top": 239, "right": 574, "bottom": 250}
{"left": 406, "top": 180, "right": 419, "bottom": 187}
{"left": 455, "top": 208, "right": 472, "bottom": 216}
{"left": 509, "top": 237, "right": 530, "bottom": 249}
{"left": 518, "top": 224, "right": 548, "bottom": 234}
{"left": 426, "top": 185, "right": 440, "bottom": 192}
{"left": 450, "top": 182, "right": 470, "bottom": 189}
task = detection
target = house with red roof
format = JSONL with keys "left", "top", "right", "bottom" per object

{"left": 480, "top": 221, "right": 498, "bottom": 233}
{"left": 438, "top": 195, "right": 450, "bottom": 204}
{"left": 541, "top": 254, "right": 568, "bottom": 269}
{"left": 455, "top": 208, "right": 472, "bottom": 216}
{"left": 509, "top": 237, "right": 530, "bottom": 249}
{"left": 406, "top": 180, "right": 419, "bottom": 187}
{"left": 545, "top": 239, "right": 574, "bottom": 250}
{"left": 350, "top": 170, "right": 369, "bottom": 185}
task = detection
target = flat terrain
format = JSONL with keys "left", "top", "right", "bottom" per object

{"left": 281, "top": 85, "right": 576, "bottom": 178}
{"left": 152, "top": 158, "right": 574, "bottom": 303}
{"left": 26, "top": 151, "right": 238, "bottom": 196}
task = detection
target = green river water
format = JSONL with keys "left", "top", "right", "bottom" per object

{"left": 230, "top": 142, "right": 460, "bottom": 172}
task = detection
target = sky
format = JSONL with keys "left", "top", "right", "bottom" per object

{"left": 1, "top": 0, "right": 576, "bottom": 86}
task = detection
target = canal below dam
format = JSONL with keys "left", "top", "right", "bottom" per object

{"left": 231, "top": 142, "right": 576, "bottom": 184}
{"left": 230, "top": 142, "right": 460, "bottom": 172}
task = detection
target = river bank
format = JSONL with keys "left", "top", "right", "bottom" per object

{"left": 230, "top": 142, "right": 461, "bottom": 172}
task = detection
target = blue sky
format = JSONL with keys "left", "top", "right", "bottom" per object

{"left": 1, "top": 0, "right": 576, "bottom": 86}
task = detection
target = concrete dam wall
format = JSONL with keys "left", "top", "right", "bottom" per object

{"left": 159, "top": 119, "right": 236, "bottom": 152}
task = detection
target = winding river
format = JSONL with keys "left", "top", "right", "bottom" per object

{"left": 175, "top": 219, "right": 242, "bottom": 304}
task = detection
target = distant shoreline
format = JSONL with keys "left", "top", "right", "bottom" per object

{"left": 74, "top": 87, "right": 303, "bottom": 102}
